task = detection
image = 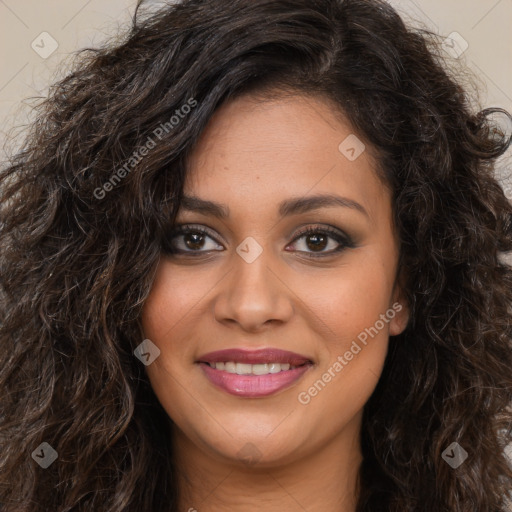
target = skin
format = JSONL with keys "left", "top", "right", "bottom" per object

{"left": 141, "top": 91, "right": 410, "bottom": 512}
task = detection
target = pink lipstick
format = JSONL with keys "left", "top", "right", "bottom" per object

{"left": 197, "top": 348, "right": 313, "bottom": 398}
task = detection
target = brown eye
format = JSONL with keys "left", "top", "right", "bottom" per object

{"left": 182, "top": 232, "right": 207, "bottom": 251}
{"left": 163, "top": 225, "right": 223, "bottom": 255}
{"left": 286, "top": 225, "right": 355, "bottom": 258}
{"left": 304, "top": 233, "right": 329, "bottom": 252}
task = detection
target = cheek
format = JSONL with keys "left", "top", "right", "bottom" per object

{"left": 141, "top": 262, "right": 211, "bottom": 343}
{"left": 293, "top": 252, "right": 394, "bottom": 411}
{"left": 305, "top": 254, "right": 395, "bottom": 349}
{"left": 140, "top": 277, "right": 199, "bottom": 428}
{"left": 139, "top": 267, "right": 199, "bottom": 393}
{"left": 295, "top": 273, "right": 392, "bottom": 436}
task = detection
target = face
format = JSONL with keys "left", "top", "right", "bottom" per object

{"left": 141, "top": 92, "right": 409, "bottom": 468}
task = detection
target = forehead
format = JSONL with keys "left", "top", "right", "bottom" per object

{"left": 183, "top": 92, "right": 390, "bottom": 225}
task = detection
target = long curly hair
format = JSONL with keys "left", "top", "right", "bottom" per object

{"left": 1, "top": 0, "right": 511, "bottom": 510}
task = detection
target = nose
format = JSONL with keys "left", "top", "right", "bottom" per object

{"left": 213, "top": 244, "right": 294, "bottom": 332}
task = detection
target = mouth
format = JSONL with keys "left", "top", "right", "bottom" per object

{"left": 196, "top": 348, "right": 314, "bottom": 398}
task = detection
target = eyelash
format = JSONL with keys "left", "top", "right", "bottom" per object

{"left": 162, "top": 224, "right": 355, "bottom": 259}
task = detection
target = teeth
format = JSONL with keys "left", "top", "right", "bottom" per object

{"left": 269, "top": 362, "right": 288, "bottom": 373}
{"left": 208, "top": 361, "right": 294, "bottom": 375}
{"left": 253, "top": 364, "right": 269, "bottom": 375}
{"left": 224, "top": 362, "right": 236, "bottom": 373}
{"left": 236, "top": 363, "right": 252, "bottom": 375}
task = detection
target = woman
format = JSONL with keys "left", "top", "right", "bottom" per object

{"left": 1, "top": 0, "right": 511, "bottom": 510}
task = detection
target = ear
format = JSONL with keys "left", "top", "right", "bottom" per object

{"left": 388, "top": 282, "right": 410, "bottom": 336}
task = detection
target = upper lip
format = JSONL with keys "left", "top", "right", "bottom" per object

{"left": 197, "top": 348, "right": 313, "bottom": 366}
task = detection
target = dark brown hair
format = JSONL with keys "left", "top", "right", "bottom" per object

{"left": 1, "top": 0, "right": 511, "bottom": 510}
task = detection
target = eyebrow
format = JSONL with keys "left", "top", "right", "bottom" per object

{"left": 179, "top": 193, "right": 369, "bottom": 219}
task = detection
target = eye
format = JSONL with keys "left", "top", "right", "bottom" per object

{"left": 286, "top": 225, "right": 354, "bottom": 258}
{"left": 162, "top": 224, "right": 223, "bottom": 255}
{"left": 162, "top": 224, "right": 354, "bottom": 258}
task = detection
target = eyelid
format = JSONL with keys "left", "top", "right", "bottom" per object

{"left": 291, "top": 224, "right": 354, "bottom": 244}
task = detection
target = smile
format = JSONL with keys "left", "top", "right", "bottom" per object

{"left": 197, "top": 348, "right": 314, "bottom": 397}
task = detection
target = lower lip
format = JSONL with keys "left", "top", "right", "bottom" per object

{"left": 198, "top": 363, "right": 312, "bottom": 397}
